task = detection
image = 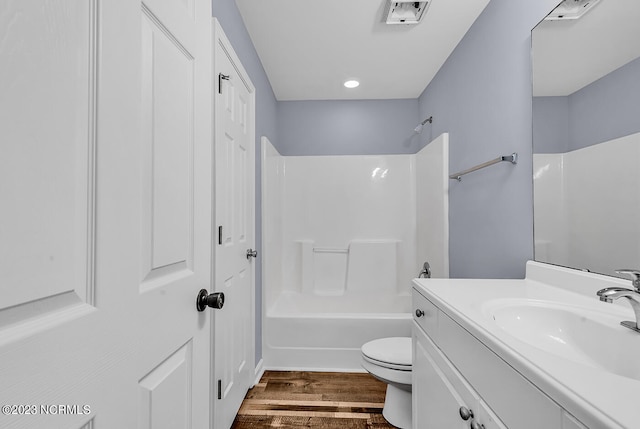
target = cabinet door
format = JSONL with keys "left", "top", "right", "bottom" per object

{"left": 413, "top": 328, "right": 474, "bottom": 428}
{"left": 476, "top": 400, "right": 508, "bottom": 429}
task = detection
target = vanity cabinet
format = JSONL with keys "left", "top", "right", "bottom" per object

{"left": 413, "top": 324, "right": 505, "bottom": 429}
{"left": 412, "top": 287, "right": 588, "bottom": 429}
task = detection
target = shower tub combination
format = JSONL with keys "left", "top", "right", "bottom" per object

{"left": 265, "top": 290, "right": 412, "bottom": 370}
{"left": 261, "top": 134, "right": 448, "bottom": 371}
{"left": 265, "top": 238, "right": 414, "bottom": 370}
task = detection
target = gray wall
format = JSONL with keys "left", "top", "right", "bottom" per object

{"left": 212, "top": 0, "right": 279, "bottom": 365}
{"left": 570, "top": 56, "right": 640, "bottom": 150}
{"left": 277, "top": 99, "right": 420, "bottom": 155}
{"left": 417, "top": 0, "right": 559, "bottom": 279}
{"left": 534, "top": 56, "right": 640, "bottom": 153}
{"left": 532, "top": 96, "right": 569, "bottom": 153}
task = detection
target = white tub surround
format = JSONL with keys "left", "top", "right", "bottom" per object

{"left": 416, "top": 133, "right": 449, "bottom": 279}
{"left": 534, "top": 131, "right": 640, "bottom": 277}
{"left": 266, "top": 292, "right": 412, "bottom": 371}
{"left": 413, "top": 261, "right": 640, "bottom": 429}
{"left": 261, "top": 135, "right": 449, "bottom": 371}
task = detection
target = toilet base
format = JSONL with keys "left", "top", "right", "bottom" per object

{"left": 381, "top": 383, "right": 412, "bottom": 429}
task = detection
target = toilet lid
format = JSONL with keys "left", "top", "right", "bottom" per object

{"left": 361, "top": 337, "right": 412, "bottom": 367}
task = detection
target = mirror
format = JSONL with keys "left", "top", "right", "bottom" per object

{"left": 532, "top": 0, "right": 640, "bottom": 278}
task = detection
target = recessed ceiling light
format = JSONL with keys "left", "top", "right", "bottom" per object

{"left": 344, "top": 80, "right": 360, "bottom": 89}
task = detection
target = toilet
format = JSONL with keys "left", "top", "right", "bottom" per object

{"left": 361, "top": 337, "right": 412, "bottom": 429}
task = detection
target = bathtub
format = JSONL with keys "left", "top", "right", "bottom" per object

{"left": 263, "top": 291, "right": 413, "bottom": 371}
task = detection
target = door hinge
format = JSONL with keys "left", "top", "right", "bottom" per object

{"left": 217, "top": 379, "right": 222, "bottom": 400}
{"left": 218, "top": 225, "right": 222, "bottom": 245}
{"left": 218, "top": 73, "right": 230, "bottom": 94}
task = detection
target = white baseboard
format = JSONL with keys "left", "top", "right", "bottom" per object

{"left": 263, "top": 347, "right": 365, "bottom": 372}
{"left": 253, "top": 358, "right": 265, "bottom": 386}
{"left": 264, "top": 365, "right": 367, "bottom": 373}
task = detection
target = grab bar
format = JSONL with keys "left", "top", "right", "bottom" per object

{"left": 450, "top": 153, "right": 517, "bottom": 181}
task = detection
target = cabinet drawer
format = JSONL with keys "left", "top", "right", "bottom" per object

{"left": 412, "top": 288, "right": 438, "bottom": 339}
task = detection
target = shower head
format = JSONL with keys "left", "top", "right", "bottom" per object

{"left": 413, "top": 116, "right": 433, "bottom": 134}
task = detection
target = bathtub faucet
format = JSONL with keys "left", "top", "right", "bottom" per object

{"left": 418, "top": 262, "right": 431, "bottom": 279}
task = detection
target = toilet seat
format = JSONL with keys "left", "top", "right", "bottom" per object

{"left": 361, "top": 337, "right": 412, "bottom": 371}
{"left": 361, "top": 337, "right": 413, "bottom": 429}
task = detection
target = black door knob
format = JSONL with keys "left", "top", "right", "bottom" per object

{"left": 196, "top": 289, "right": 224, "bottom": 312}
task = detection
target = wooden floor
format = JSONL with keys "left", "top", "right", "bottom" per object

{"left": 231, "top": 371, "right": 396, "bottom": 428}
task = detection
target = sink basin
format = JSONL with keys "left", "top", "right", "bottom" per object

{"left": 483, "top": 299, "right": 640, "bottom": 381}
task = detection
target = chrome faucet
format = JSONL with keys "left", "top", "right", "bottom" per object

{"left": 597, "top": 269, "right": 640, "bottom": 333}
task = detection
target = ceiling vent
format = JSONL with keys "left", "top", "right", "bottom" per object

{"left": 544, "top": 0, "right": 602, "bottom": 21}
{"left": 383, "top": 1, "right": 430, "bottom": 25}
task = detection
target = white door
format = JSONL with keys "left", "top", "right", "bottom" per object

{"left": 137, "top": 0, "right": 213, "bottom": 428}
{"left": 0, "top": 0, "right": 213, "bottom": 428}
{"left": 212, "top": 20, "right": 256, "bottom": 429}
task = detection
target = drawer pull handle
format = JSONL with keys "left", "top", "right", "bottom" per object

{"left": 459, "top": 406, "right": 474, "bottom": 421}
{"left": 415, "top": 309, "right": 425, "bottom": 317}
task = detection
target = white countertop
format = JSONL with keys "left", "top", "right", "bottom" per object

{"left": 412, "top": 261, "right": 640, "bottom": 429}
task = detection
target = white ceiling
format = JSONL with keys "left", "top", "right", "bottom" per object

{"left": 235, "top": 0, "right": 490, "bottom": 101}
{"left": 533, "top": 0, "right": 640, "bottom": 96}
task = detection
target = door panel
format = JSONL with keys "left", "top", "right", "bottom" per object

{"left": 213, "top": 21, "right": 256, "bottom": 429}
{"left": 143, "top": 0, "right": 196, "bottom": 52}
{"left": 138, "top": 342, "right": 193, "bottom": 429}
{"left": 1, "top": 0, "right": 95, "bottom": 316}
{"left": 140, "top": 7, "right": 194, "bottom": 287}
{"left": 235, "top": 140, "right": 248, "bottom": 243}
{"left": 0, "top": 0, "right": 212, "bottom": 427}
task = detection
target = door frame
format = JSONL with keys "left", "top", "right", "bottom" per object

{"left": 211, "top": 16, "right": 256, "bottom": 426}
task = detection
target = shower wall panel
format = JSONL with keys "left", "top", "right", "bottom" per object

{"left": 281, "top": 154, "right": 417, "bottom": 296}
